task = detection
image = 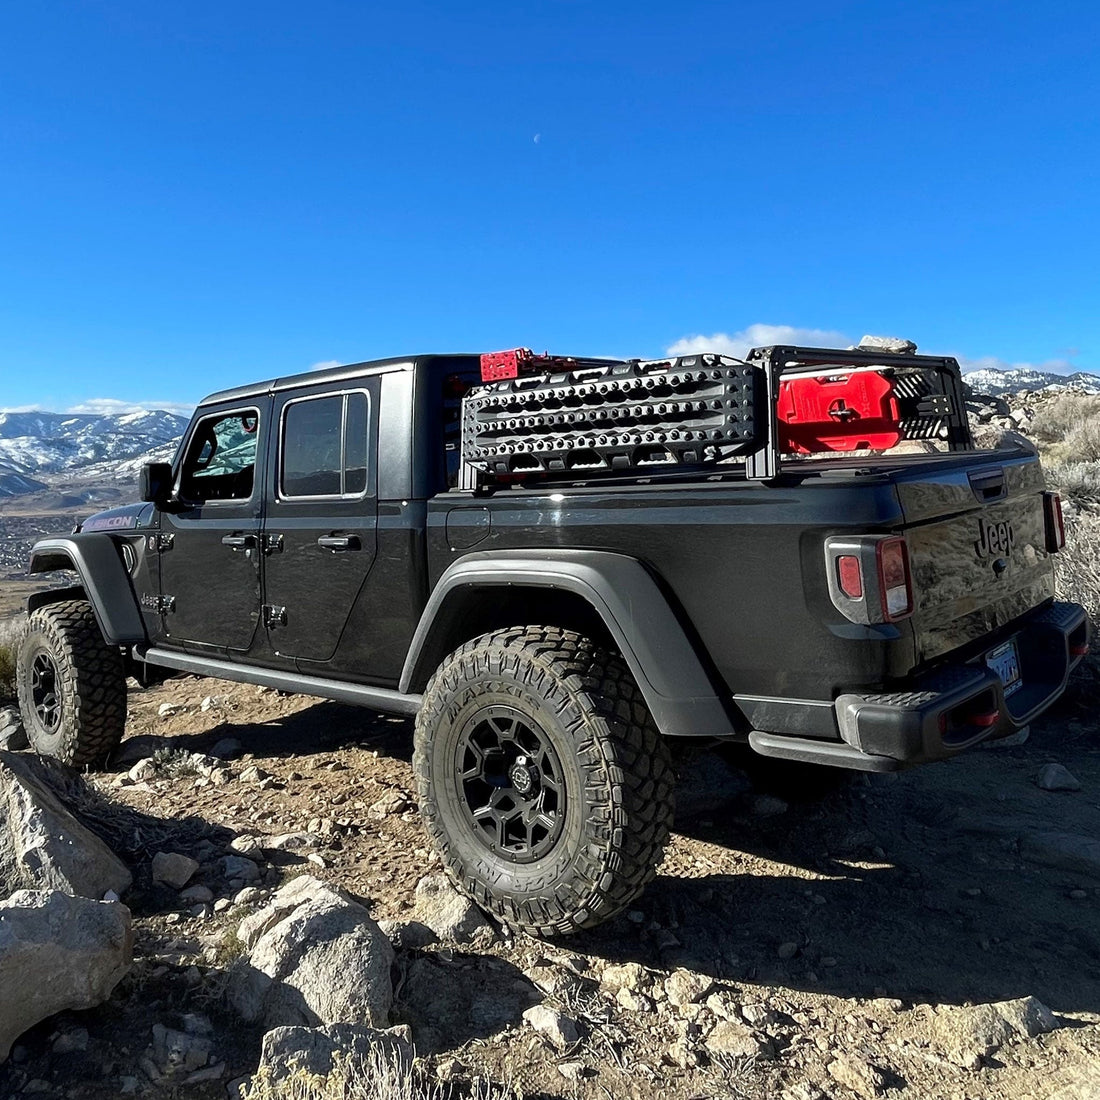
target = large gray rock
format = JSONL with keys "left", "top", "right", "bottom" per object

{"left": 256, "top": 1022, "right": 412, "bottom": 1079}
{"left": 412, "top": 874, "right": 494, "bottom": 945}
{"left": 0, "top": 707, "right": 27, "bottom": 752}
{"left": 0, "top": 751, "right": 131, "bottom": 899}
{"left": 229, "top": 875, "right": 394, "bottom": 1029}
{"left": 0, "top": 889, "right": 132, "bottom": 1061}
{"left": 931, "top": 996, "right": 1058, "bottom": 1069}
{"left": 1036, "top": 763, "right": 1082, "bottom": 792}
{"left": 1019, "top": 831, "right": 1100, "bottom": 879}
{"left": 151, "top": 852, "right": 199, "bottom": 889}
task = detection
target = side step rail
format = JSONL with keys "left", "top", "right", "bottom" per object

{"left": 136, "top": 646, "right": 423, "bottom": 715}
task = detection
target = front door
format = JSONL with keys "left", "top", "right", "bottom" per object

{"left": 262, "top": 381, "right": 379, "bottom": 664}
{"left": 158, "top": 401, "right": 269, "bottom": 653}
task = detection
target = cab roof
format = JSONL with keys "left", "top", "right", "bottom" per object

{"left": 196, "top": 353, "right": 480, "bottom": 408}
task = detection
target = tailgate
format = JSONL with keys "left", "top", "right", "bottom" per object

{"left": 897, "top": 455, "right": 1056, "bottom": 663}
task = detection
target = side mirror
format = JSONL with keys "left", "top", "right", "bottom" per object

{"left": 140, "top": 462, "right": 174, "bottom": 504}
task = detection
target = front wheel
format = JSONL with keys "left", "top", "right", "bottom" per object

{"left": 17, "top": 600, "right": 127, "bottom": 767}
{"left": 413, "top": 626, "right": 674, "bottom": 937}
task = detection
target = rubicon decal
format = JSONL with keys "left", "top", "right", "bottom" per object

{"left": 975, "top": 516, "right": 1015, "bottom": 557}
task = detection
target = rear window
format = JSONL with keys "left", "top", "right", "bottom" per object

{"left": 280, "top": 391, "right": 371, "bottom": 499}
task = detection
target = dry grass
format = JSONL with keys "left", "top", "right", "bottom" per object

{"left": 1031, "top": 393, "right": 1100, "bottom": 461}
{"left": 149, "top": 745, "right": 204, "bottom": 778}
{"left": 1056, "top": 509, "right": 1100, "bottom": 624}
{"left": 0, "top": 616, "right": 24, "bottom": 701}
{"left": 244, "top": 1047, "right": 512, "bottom": 1100}
{"left": 1045, "top": 460, "right": 1100, "bottom": 506}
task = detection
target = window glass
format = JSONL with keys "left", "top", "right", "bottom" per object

{"left": 344, "top": 392, "right": 368, "bottom": 495}
{"left": 180, "top": 411, "right": 259, "bottom": 502}
{"left": 282, "top": 396, "right": 342, "bottom": 497}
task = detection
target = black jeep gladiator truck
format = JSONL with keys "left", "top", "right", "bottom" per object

{"left": 16, "top": 343, "right": 1089, "bottom": 936}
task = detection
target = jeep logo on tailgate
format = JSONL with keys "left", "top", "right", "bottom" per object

{"left": 975, "top": 516, "right": 1015, "bottom": 557}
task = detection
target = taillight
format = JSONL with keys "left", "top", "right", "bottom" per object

{"left": 837, "top": 555, "right": 863, "bottom": 599}
{"left": 1043, "top": 491, "right": 1066, "bottom": 553}
{"left": 876, "top": 536, "right": 913, "bottom": 620}
{"left": 824, "top": 534, "right": 914, "bottom": 625}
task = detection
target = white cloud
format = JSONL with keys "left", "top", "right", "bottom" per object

{"left": 1, "top": 399, "right": 195, "bottom": 416}
{"left": 666, "top": 324, "right": 851, "bottom": 360}
{"left": 65, "top": 398, "right": 196, "bottom": 416}
{"left": 667, "top": 325, "right": 1095, "bottom": 377}
{"left": 309, "top": 359, "right": 343, "bottom": 372}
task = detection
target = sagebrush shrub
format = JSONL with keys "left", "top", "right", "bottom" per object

{"left": 1065, "top": 417, "right": 1100, "bottom": 463}
{"left": 1056, "top": 509, "right": 1100, "bottom": 624}
{"left": 0, "top": 617, "right": 24, "bottom": 701}
{"left": 1045, "top": 461, "right": 1100, "bottom": 505}
{"left": 244, "top": 1047, "right": 511, "bottom": 1100}
{"left": 1031, "top": 393, "right": 1100, "bottom": 451}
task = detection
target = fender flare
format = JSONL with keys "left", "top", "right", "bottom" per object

{"left": 400, "top": 549, "right": 736, "bottom": 738}
{"left": 28, "top": 536, "right": 147, "bottom": 647}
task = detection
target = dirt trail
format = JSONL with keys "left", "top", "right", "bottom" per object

{"left": 2, "top": 670, "right": 1099, "bottom": 1100}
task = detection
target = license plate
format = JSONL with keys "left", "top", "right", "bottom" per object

{"left": 986, "top": 639, "right": 1022, "bottom": 696}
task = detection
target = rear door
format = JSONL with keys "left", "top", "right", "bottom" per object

{"left": 262, "top": 380, "right": 379, "bottom": 664}
{"left": 159, "top": 401, "right": 269, "bottom": 653}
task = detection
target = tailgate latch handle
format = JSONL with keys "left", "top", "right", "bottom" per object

{"left": 968, "top": 466, "right": 1006, "bottom": 503}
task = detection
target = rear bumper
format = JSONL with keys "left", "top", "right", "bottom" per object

{"left": 749, "top": 600, "right": 1089, "bottom": 772}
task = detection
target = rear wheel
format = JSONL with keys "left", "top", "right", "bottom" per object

{"left": 413, "top": 626, "right": 674, "bottom": 937}
{"left": 17, "top": 600, "right": 127, "bottom": 767}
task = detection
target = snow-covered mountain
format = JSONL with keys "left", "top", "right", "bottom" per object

{"left": 962, "top": 367, "right": 1100, "bottom": 397}
{"left": 0, "top": 409, "right": 189, "bottom": 499}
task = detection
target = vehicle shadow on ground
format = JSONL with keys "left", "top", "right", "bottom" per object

{"left": 391, "top": 949, "right": 540, "bottom": 1056}
{"left": 113, "top": 699, "right": 415, "bottom": 768}
{"left": 579, "top": 730, "right": 1100, "bottom": 1015}
{"left": 575, "top": 856, "right": 1100, "bottom": 1015}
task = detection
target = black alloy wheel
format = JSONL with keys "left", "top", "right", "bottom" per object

{"left": 29, "top": 651, "right": 63, "bottom": 734}
{"left": 455, "top": 705, "right": 566, "bottom": 863}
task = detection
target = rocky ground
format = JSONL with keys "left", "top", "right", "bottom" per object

{"left": 1, "top": 664, "right": 1098, "bottom": 1100}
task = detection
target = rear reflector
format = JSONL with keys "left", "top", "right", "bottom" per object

{"left": 837, "top": 555, "right": 863, "bottom": 599}
{"left": 970, "top": 709, "right": 1001, "bottom": 728}
{"left": 1071, "top": 643, "right": 1090, "bottom": 657}
{"left": 1043, "top": 491, "right": 1066, "bottom": 553}
{"left": 876, "top": 537, "right": 913, "bottom": 620}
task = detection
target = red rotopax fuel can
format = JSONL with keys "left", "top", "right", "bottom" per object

{"left": 776, "top": 371, "right": 902, "bottom": 453}
{"left": 480, "top": 348, "right": 538, "bottom": 382}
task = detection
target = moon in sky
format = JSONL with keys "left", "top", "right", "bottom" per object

{"left": 533, "top": 133, "right": 541, "bottom": 144}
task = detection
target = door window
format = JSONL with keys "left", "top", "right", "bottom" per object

{"left": 179, "top": 410, "right": 260, "bottom": 502}
{"left": 280, "top": 391, "right": 371, "bottom": 499}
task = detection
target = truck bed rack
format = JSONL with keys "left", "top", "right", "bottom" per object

{"left": 460, "top": 344, "right": 971, "bottom": 488}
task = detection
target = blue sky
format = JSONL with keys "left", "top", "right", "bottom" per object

{"left": 1, "top": 1, "right": 1097, "bottom": 413}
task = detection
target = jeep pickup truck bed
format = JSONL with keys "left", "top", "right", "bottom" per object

{"left": 17, "top": 344, "right": 1089, "bottom": 935}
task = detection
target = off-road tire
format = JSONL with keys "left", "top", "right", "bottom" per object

{"left": 17, "top": 600, "right": 127, "bottom": 767}
{"left": 413, "top": 626, "right": 674, "bottom": 937}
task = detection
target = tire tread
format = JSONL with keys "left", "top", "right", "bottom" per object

{"left": 413, "top": 625, "right": 674, "bottom": 937}
{"left": 17, "top": 599, "right": 127, "bottom": 767}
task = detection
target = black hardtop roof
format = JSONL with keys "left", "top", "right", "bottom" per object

{"left": 197, "top": 353, "right": 482, "bottom": 407}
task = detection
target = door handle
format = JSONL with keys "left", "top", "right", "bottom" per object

{"left": 317, "top": 534, "right": 360, "bottom": 552}
{"left": 221, "top": 533, "right": 256, "bottom": 550}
